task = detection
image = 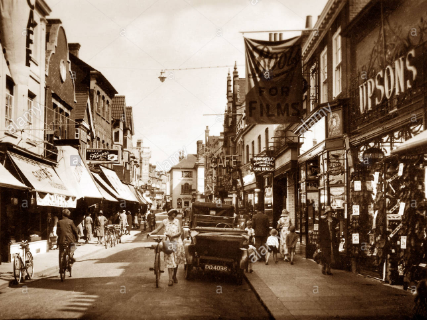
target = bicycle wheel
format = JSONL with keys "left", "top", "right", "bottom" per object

{"left": 104, "top": 233, "right": 109, "bottom": 249}
{"left": 13, "top": 255, "right": 22, "bottom": 284}
{"left": 59, "top": 251, "right": 65, "bottom": 282}
{"left": 154, "top": 251, "right": 161, "bottom": 288}
{"left": 25, "top": 252, "right": 34, "bottom": 280}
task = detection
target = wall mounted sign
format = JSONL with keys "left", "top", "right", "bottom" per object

{"left": 327, "top": 109, "right": 343, "bottom": 138}
{"left": 389, "top": 223, "right": 403, "bottom": 238}
{"left": 251, "top": 156, "right": 275, "bottom": 172}
{"left": 401, "top": 236, "right": 407, "bottom": 249}
{"left": 353, "top": 205, "right": 360, "bottom": 215}
{"left": 354, "top": 181, "right": 361, "bottom": 191}
{"left": 86, "top": 149, "right": 119, "bottom": 164}
{"left": 211, "top": 155, "right": 238, "bottom": 168}
{"left": 352, "top": 233, "right": 360, "bottom": 244}
{"left": 362, "top": 147, "right": 384, "bottom": 165}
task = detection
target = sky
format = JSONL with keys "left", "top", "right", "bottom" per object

{"left": 45, "top": 0, "right": 328, "bottom": 166}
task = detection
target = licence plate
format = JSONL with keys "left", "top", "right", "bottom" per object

{"left": 205, "top": 264, "right": 229, "bottom": 272}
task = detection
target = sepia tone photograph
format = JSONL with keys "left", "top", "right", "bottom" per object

{"left": 0, "top": 0, "right": 427, "bottom": 319}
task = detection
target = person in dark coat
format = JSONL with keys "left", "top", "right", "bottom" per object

{"left": 126, "top": 211, "right": 132, "bottom": 235}
{"left": 252, "top": 210, "right": 270, "bottom": 261}
{"left": 57, "top": 209, "right": 79, "bottom": 266}
{"left": 318, "top": 206, "right": 339, "bottom": 275}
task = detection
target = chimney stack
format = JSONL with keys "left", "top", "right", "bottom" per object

{"left": 305, "top": 15, "right": 313, "bottom": 29}
{"left": 68, "top": 43, "right": 81, "bottom": 58}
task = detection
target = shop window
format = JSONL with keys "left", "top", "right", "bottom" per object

{"left": 309, "top": 63, "right": 318, "bottom": 111}
{"left": 332, "top": 28, "right": 342, "bottom": 98}
{"left": 320, "top": 47, "right": 328, "bottom": 103}
{"left": 184, "top": 200, "right": 190, "bottom": 207}
{"left": 5, "top": 79, "right": 14, "bottom": 127}
{"left": 182, "top": 171, "right": 192, "bottom": 178}
{"left": 246, "top": 145, "right": 249, "bottom": 163}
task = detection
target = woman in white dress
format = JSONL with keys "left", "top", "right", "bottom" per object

{"left": 149, "top": 209, "right": 185, "bottom": 286}
{"left": 277, "top": 209, "right": 292, "bottom": 262}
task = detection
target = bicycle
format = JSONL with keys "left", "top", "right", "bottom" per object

{"left": 13, "top": 241, "right": 34, "bottom": 284}
{"left": 104, "top": 227, "right": 111, "bottom": 249}
{"left": 147, "top": 234, "right": 166, "bottom": 288}
{"left": 59, "top": 243, "right": 75, "bottom": 281}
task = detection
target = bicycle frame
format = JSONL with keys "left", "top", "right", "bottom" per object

{"left": 148, "top": 234, "right": 167, "bottom": 288}
{"left": 13, "top": 241, "right": 33, "bottom": 284}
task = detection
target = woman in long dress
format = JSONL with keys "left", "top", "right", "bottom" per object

{"left": 149, "top": 209, "right": 185, "bottom": 286}
{"left": 277, "top": 209, "right": 292, "bottom": 262}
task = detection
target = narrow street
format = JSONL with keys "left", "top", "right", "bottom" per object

{"left": 0, "top": 232, "right": 269, "bottom": 320}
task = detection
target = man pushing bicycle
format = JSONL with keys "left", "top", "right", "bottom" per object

{"left": 57, "top": 209, "right": 79, "bottom": 269}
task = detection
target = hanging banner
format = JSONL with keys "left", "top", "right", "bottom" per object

{"left": 244, "top": 36, "right": 303, "bottom": 124}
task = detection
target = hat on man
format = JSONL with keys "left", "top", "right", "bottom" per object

{"left": 99, "top": 210, "right": 103, "bottom": 214}
{"left": 324, "top": 206, "right": 333, "bottom": 214}
{"left": 281, "top": 209, "right": 289, "bottom": 217}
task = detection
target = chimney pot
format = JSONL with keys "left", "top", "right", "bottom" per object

{"left": 269, "top": 33, "right": 274, "bottom": 41}
{"left": 305, "top": 15, "right": 313, "bottom": 29}
{"left": 279, "top": 33, "right": 283, "bottom": 41}
{"left": 68, "top": 43, "right": 81, "bottom": 58}
{"left": 274, "top": 33, "right": 278, "bottom": 41}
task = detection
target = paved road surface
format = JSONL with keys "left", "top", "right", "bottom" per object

{"left": 0, "top": 233, "right": 269, "bottom": 319}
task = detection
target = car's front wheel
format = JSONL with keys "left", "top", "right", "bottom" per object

{"left": 184, "top": 264, "right": 193, "bottom": 280}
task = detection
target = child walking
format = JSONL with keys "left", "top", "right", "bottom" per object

{"left": 244, "top": 221, "right": 256, "bottom": 272}
{"left": 265, "top": 229, "right": 279, "bottom": 265}
{"left": 286, "top": 226, "right": 299, "bottom": 265}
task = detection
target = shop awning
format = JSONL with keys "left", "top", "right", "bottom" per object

{"left": 137, "top": 191, "right": 148, "bottom": 204}
{"left": 99, "top": 166, "right": 139, "bottom": 202}
{"left": 92, "top": 172, "right": 121, "bottom": 199}
{"left": 94, "top": 180, "right": 118, "bottom": 202}
{"left": 391, "top": 130, "right": 427, "bottom": 155}
{"left": 0, "top": 163, "right": 28, "bottom": 189}
{"left": 142, "top": 193, "right": 153, "bottom": 204}
{"left": 55, "top": 146, "right": 103, "bottom": 200}
{"left": 8, "top": 152, "right": 77, "bottom": 207}
{"left": 128, "top": 185, "right": 144, "bottom": 204}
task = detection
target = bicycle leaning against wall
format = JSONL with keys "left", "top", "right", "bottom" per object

{"left": 13, "top": 240, "right": 34, "bottom": 284}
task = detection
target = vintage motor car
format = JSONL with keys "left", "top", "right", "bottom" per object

{"left": 183, "top": 202, "right": 248, "bottom": 284}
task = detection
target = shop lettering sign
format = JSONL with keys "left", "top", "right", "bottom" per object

{"left": 387, "top": 214, "right": 402, "bottom": 220}
{"left": 389, "top": 223, "right": 403, "bottom": 238}
{"left": 398, "top": 202, "right": 406, "bottom": 216}
{"left": 354, "top": 181, "right": 361, "bottom": 191}
{"left": 251, "top": 156, "right": 275, "bottom": 172}
{"left": 86, "top": 149, "right": 119, "bottom": 164}
{"left": 386, "top": 174, "right": 399, "bottom": 183}
{"left": 25, "top": 0, "right": 38, "bottom": 67}
{"left": 327, "top": 160, "right": 343, "bottom": 175}
{"left": 352, "top": 233, "right": 360, "bottom": 244}
{"left": 352, "top": 205, "right": 360, "bottom": 215}
{"left": 401, "top": 236, "right": 407, "bottom": 249}
{"left": 211, "top": 155, "right": 238, "bottom": 168}
{"left": 359, "top": 49, "right": 417, "bottom": 114}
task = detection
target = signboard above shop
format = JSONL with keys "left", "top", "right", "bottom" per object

{"left": 86, "top": 149, "right": 120, "bottom": 164}
{"left": 251, "top": 156, "right": 275, "bottom": 172}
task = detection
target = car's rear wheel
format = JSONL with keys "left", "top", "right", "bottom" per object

{"left": 236, "top": 268, "right": 244, "bottom": 285}
{"left": 184, "top": 264, "right": 193, "bottom": 280}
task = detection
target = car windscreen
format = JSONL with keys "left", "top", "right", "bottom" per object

{"left": 192, "top": 205, "right": 234, "bottom": 217}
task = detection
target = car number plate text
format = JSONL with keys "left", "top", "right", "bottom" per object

{"left": 205, "top": 264, "right": 228, "bottom": 272}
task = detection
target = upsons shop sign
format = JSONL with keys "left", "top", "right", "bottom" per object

{"left": 358, "top": 47, "right": 420, "bottom": 114}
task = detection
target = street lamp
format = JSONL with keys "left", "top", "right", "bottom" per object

{"left": 158, "top": 70, "right": 166, "bottom": 83}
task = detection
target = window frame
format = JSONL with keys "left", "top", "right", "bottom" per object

{"left": 320, "top": 47, "right": 328, "bottom": 103}
{"left": 182, "top": 171, "right": 193, "bottom": 178}
{"left": 251, "top": 141, "right": 255, "bottom": 158}
{"left": 246, "top": 145, "right": 249, "bottom": 164}
{"left": 332, "top": 28, "right": 342, "bottom": 98}
{"left": 5, "top": 93, "right": 14, "bottom": 127}
{"left": 258, "top": 135, "right": 261, "bottom": 154}
{"left": 265, "top": 128, "right": 269, "bottom": 152}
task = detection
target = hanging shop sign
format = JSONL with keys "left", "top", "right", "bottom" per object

{"left": 244, "top": 36, "right": 303, "bottom": 124}
{"left": 86, "top": 149, "right": 120, "bottom": 164}
{"left": 362, "top": 147, "right": 384, "bottom": 165}
{"left": 389, "top": 223, "right": 403, "bottom": 238}
{"left": 358, "top": 48, "right": 419, "bottom": 114}
{"left": 387, "top": 214, "right": 402, "bottom": 220}
{"left": 401, "top": 236, "right": 407, "bottom": 249}
{"left": 251, "top": 156, "right": 275, "bottom": 172}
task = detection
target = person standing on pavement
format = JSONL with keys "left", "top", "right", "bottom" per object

{"left": 119, "top": 210, "right": 127, "bottom": 235}
{"left": 277, "top": 209, "right": 292, "bottom": 262}
{"left": 126, "top": 211, "right": 132, "bottom": 235}
{"left": 57, "top": 209, "right": 79, "bottom": 267}
{"left": 149, "top": 209, "right": 185, "bottom": 286}
{"left": 133, "top": 212, "right": 139, "bottom": 229}
{"left": 286, "top": 226, "right": 299, "bottom": 265}
{"left": 84, "top": 214, "right": 93, "bottom": 243}
{"left": 265, "top": 229, "right": 279, "bottom": 265}
{"left": 318, "top": 206, "right": 338, "bottom": 275}
{"left": 96, "top": 211, "right": 108, "bottom": 244}
{"left": 252, "top": 210, "right": 270, "bottom": 262}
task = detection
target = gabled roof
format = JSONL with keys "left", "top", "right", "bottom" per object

{"left": 170, "top": 154, "right": 197, "bottom": 170}
{"left": 75, "top": 92, "right": 89, "bottom": 120}
{"left": 111, "top": 95, "right": 126, "bottom": 121}
{"left": 125, "top": 106, "right": 134, "bottom": 134}
{"left": 69, "top": 53, "right": 118, "bottom": 97}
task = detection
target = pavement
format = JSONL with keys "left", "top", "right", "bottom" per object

{"left": 244, "top": 255, "right": 415, "bottom": 320}
{"left": 0, "top": 230, "right": 143, "bottom": 290}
